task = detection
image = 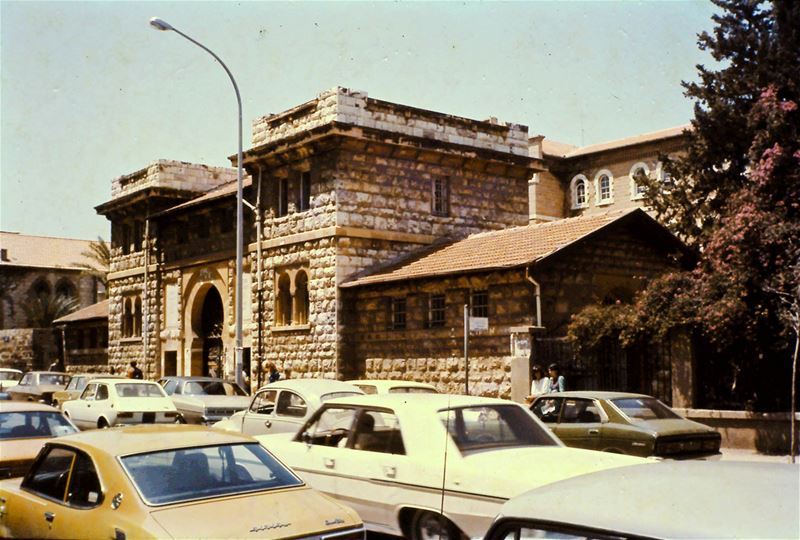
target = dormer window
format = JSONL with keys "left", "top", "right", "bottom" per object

{"left": 570, "top": 175, "right": 589, "bottom": 209}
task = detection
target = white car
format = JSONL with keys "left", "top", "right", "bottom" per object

{"left": 257, "top": 393, "right": 646, "bottom": 539}
{"left": 346, "top": 379, "right": 438, "bottom": 394}
{"left": 62, "top": 378, "right": 181, "bottom": 429}
{"left": 214, "top": 378, "right": 364, "bottom": 436}
{"left": 485, "top": 461, "right": 799, "bottom": 539}
{"left": 0, "top": 369, "right": 23, "bottom": 394}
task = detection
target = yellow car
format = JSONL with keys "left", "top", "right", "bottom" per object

{"left": 0, "top": 425, "right": 365, "bottom": 539}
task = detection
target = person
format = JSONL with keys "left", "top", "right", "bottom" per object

{"left": 268, "top": 363, "right": 280, "bottom": 383}
{"left": 109, "top": 366, "right": 116, "bottom": 375}
{"left": 127, "top": 361, "right": 143, "bottom": 380}
{"left": 48, "top": 359, "right": 62, "bottom": 372}
{"left": 525, "top": 365, "right": 551, "bottom": 403}
{"left": 548, "top": 363, "right": 565, "bottom": 392}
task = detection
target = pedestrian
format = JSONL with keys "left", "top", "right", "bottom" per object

{"left": 268, "top": 363, "right": 280, "bottom": 383}
{"left": 525, "top": 365, "right": 551, "bottom": 403}
{"left": 48, "top": 359, "right": 62, "bottom": 372}
{"left": 109, "top": 366, "right": 116, "bottom": 375}
{"left": 548, "top": 363, "right": 565, "bottom": 392}
{"left": 127, "top": 361, "right": 143, "bottom": 380}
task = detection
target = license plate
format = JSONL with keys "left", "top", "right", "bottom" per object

{"left": 142, "top": 412, "right": 155, "bottom": 423}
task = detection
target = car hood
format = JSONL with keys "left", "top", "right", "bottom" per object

{"left": 149, "top": 486, "right": 361, "bottom": 538}
{"left": 457, "top": 446, "right": 647, "bottom": 499}
{"left": 177, "top": 395, "right": 251, "bottom": 409}
{"left": 631, "top": 418, "right": 718, "bottom": 436}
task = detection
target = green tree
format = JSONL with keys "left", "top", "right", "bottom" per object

{"left": 23, "top": 291, "right": 78, "bottom": 328}
{"left": 570, "top": 0, "right": 800, "bottom": 411}
{"left": 75, "top": 237, "right": 110, "bottom": 288}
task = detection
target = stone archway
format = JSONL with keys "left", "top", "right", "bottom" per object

{"left": 182, "top": 264, "right": 229, "bottom": 377}
{"left": 199, "top": 287, "right": 224, "bottom": 377}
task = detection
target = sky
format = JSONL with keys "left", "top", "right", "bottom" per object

{"left": 1, "top": 1, "right": 719, "bottom": 241}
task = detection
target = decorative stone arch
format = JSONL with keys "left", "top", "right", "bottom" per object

{"left": 54, "top": 278, "right": 78, "bottom": 301}
{"left": 182, "top": 265, "right": 230, "bottom": 377}
{"left": 29, "top": 278, "right": 51, "bottom": 299}
{"left": 274, "top": 266, "right": 310, "bottom": 327}
{"left": 569, "top": 174, "right": 589, "bottom": 210}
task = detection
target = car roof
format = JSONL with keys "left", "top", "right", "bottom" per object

{"left": 0, "top": 368, "right": 22, "bottom": 373}
{"left": 498, "top": 461, "right": 799, "bottom": 538}
{"left": 92, "top": 378, "right": 160, "bottom": 385}
{"left": 346, "top": 379, "right": 437, "bottom": 389}
{"left": 324, "top": 393, "right": 512, "bottom": 411}
{"left": 537, "top": 390, "right": 652, "bottom": 400}
{"left": 50, "top": 425, "right": 258, "bottom": 456}
{"left": 257, "top": 378, "right": 363, "bottom": 394}
{"left": 23, "top": 371, "right": 69, "bottom": 376}
{"left": 0, "top": 401, "right": 61, "bottom": 413}
{"left": 159, "top": 376, "right": 228, "bottom": 381}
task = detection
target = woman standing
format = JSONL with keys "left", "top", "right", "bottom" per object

{"left": 548, "top": 363, "right": 566, "bottom": 392}
{"left": 526, "top": 365, "right": 551, "bottom": 403}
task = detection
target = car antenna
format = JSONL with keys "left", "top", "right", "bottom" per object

{"left": 438, "top": 392, "right": 452, "bottom": 536}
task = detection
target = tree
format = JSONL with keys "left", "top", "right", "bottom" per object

{"left": 570, "top": 0, "right": 800, "bottom": 412}
{"left": 75, "top": 237, "right": 110, "bottom": 289}
{"left": 22, "top": 291, "right": 78, "bottom": 328}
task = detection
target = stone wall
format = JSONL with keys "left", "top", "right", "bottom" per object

{"left": 111, "top": 160, "right": 235, "bottom": 200}
{"left": 0, "top": 328, "right": 59, "bottom": 371}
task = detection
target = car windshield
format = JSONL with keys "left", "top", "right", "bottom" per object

{"left": 115, "top": 383, "right": 165, "bottom": 398}
{"left": 388, "top": 386, "right": 437, "bottom": 394}
{"left": 440, "top": 404, "right": 557, "bottom": 453}
{"left": 611, "top": 397, "right": 681, "bottom": 421}
{"left": 321, "top": 391, "right": 362, "bottom": 401}
{"left": 0, "top": 411, "right": 77, "bottom": 439}
{"left": 0, "top": 372, "right": 20, "bottom": 382}
{"left": 40, "top": 374, "right": 69, "bottom": 385}
{"left": 184, "top": 381, "right": 246, "bottom": 396}
{"left": 120, "top": 442, "right": 303, "bottom": 505}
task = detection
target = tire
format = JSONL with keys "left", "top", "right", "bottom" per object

{"left": 98, "top": 418, "right": 109, "bottom": 429}
{"left": 410, "top": 510, "right": 461, "bottom": 540}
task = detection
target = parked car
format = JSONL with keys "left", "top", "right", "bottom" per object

{"left": 0, "top": 368, "right": 23, "bottom": 392}
{"left": 158, "top": 376, "right": 251, "bottom": 425}
{"left": 62, "top": 378, "right": 181, "bottom": 429}
{"left": 257, "top": 393, "right": 646, "bottom": 539}
{"left": 346, "top": 379, "right": 439, "bottom": 394}
{"left": 484, "top": 460, "right": 799, "bottom": 540}
{"left": 530, "top": 391, "right": 722, "bottom": 459}
{"left": 0, "top": 425, "right": 366, "bottom": 539}
{"left": 51, "top": 373, "right": 120, "bottom": 408}
{"left": 6, "top": 371, "right": 69, "bottom": 405}
{"left": 214, "top": 378, "right": 364, "bottom": 436}
{"left": 0, "top": 401, "right": 78, "bottom": 479}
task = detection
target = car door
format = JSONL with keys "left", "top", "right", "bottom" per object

{"left": 67, "top": 383, "right": 98, "bottom": 429}
{"left": 270, "top": 390, "right": 311, "bottom": 434}
{"left": 552, "top": 398, "right": 604, "bottom": 451}
{"left": 241, "top": 389, "right": 278, "bottom": 435}
{"left": 530, "top": 397, "right": 564, "bottom": 437}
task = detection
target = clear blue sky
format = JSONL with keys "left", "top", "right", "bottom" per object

{"left": 1, "top": 1, "right": 718, "bottom": 241}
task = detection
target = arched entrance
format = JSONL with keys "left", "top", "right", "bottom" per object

{"left": 199, "top": 287, "right": 224, "bottom": 377}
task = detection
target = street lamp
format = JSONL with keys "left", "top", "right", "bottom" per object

{"left": 149, "top": 17, "right": 245, "bottom": 389}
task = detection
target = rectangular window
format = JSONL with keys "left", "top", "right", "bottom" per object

{"left": 390, "top": 297, "right": 407, "bottom": 330}
{"left": 470, "top": 290, "right": 489, "bottom": 318}
{"left": 278, "top": 178, "right": 289, "bottom": 217}
{"left": 299, "top": 171, "right": 311, "bottom": 212}
{"left": 432, "top": 177, "right": 450, "bottom": 216}
{"left": 428, "top": 294, "right": 446, "bottom": 328}
{"left": 133, "top": 221, "right": 144, "bottom": 252}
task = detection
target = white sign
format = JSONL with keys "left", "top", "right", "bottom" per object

{"left": 469, "top": 317, "right": 489, "bottom": 332}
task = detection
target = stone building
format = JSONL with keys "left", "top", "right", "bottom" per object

{"left": 0, "top": 232, "right": 105, "bottom": 370}
{"left": 54, "top": 300, "right": 109, "bottom": 372}
{"left": 97, "top": 87, "right": 693, "bottom": 402}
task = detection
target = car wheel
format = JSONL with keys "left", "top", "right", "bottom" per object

{"left": 410, "top": 510, "right": 461, "bottom": 540}
{"left": 174, "top": 414, "right": 186, "bottom": 424}
{"left": 98, "top": 418, "right": 109, "bottom": 429}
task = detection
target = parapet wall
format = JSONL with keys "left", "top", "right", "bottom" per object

{"left": 110, "top": 160, "right": 236, "bottom": 200}
{"left": 252, "top": 87, "right": 530, "bottom": 157}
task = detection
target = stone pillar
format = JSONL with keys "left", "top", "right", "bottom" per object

{"left": 670, "top": 329, "right": 695, "bottom": 408}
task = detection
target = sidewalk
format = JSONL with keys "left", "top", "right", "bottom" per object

{"left": 720, "top": 447, "right": 798, "bottom": 464}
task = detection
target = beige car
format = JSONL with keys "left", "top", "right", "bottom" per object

{"left": 0, "top": 425, "right": 365, "bottom": 539}
{"left": 346, "top": 379, "right": 438, "bottom": 394}
{"left": 0, "top": 368, "right": 23, "bottom": 394}
{"left": 51, "top": 374, "right": 120, "bottom": 408}
{"left": 0, "top": 401, "right": 78, "bottom": 479}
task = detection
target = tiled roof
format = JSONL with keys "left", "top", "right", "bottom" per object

{"left": 342, "top": 209, "right": 653, "bottom": 288}
{"left": 561, "top": 125, "right": 689, "bottom": 159}
{"left": 0, "top": 232, "right": 99, "bottom": 270}
{"left": 54, "top": 300, "right": 108, "bottom": 324}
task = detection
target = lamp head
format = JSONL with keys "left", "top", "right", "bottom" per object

{"left": 149, "top": 17, "right": 173, "bottom": 31}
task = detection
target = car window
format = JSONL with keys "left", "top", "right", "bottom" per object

{"left": 295, "top": 406, "right": 358, "bottom": 447}
{"left": 115, "top": 383, "right": 165, "bottom": 398}
{"left": 440, "top": 404, "right": 558, "bottom": 453}
{"left": 22, "top": 446, "right": 75, "bottom": 501}
{"left": 121, "top": 443, "right": 302, "bottom": 505}
{"left": 276, "top": 391, "right": 307, "bottom": 418}
{"left": 96, "top": 384, "right": 109, "bottom": 400}
{"left": 0, "top": 371, "right": 21, "bottom": 382}
{"left": 388, "top": 386, "right": 436, "bottom": 394}
{"left": 611, "top": 397, "right": 681, "bottom": 421}
{"left": 19, "top": 374, "right": 33, "bottom": 385}
{"left": 249, "top": 390, "right": 277, "bottom": 414}
{"left": 531, "top": 397, "right": 563, "bottom": 423}
{"left": 347, "top": 410, "right": 405, "bottom": 454}
{"left": 162, "top": 379, "right": 178, "bottom": 395}
{"left": 356, "top": 385, "right": 377, "bottom": 394}
{"left": 190, "top": 380, "right": 246, "bottom": 396}
{"left": 41, "top": 374, "right": 69, "bottom": 385}
{"left": 320, "top": 391, "right": 362, "bottom": 401}
{"left": 66, "top": 452, "right": 102, "bottom": 508}
{"left": 561, "top": 399, "right": 602, "bottom": 424}
{"left": 81, "top": 383, "right": 98, "bottom": 401}
{"left": 0, "top": 411, "right": 77, "bottom": 439}
{"left": 65, "top": 377, "right": 80, "bottom": 391}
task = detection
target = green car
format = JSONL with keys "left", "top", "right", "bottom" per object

{"left": 531, "top": 391, "right": 721, "bottom": 459}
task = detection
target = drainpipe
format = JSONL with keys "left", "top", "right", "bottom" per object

{"left": 525, "top": 266, "right": 542, "bottom": 328}
{"left": 255, "top": 165, "right": 264, "bottom": 389}
{"left": 143, "top": 218, "right": 150, "bottom": 376}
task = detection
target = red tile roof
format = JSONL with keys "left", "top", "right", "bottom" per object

{"left": 342, "top": 209, "right": 659, "bottom": 288}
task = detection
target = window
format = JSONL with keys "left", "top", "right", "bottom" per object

{"left": 347, "top": 410, "right": 405, "bottom": 454}
{"left": 470, "top": 290, "right": 489, "bottom": 318}
{"left": 294, "top": 271, "right": 309, "bottom": 325}
{"left": 278, "top": 178, "right": 289, "bottom": 217}
{"left": 23, "top": 446, "right": 78, "bottom": 502}
{"left": 122, "top": 295, "right": 142, "bottom": 338}
{"left": 250, "top": 390, "right": 277, "bottom": 415}
{"left": 569, "top": 175, "right": 589, "bottom": 209}
{"left": 133, "top": 221, "right": 144, "bottom": 252}
{"left": 629, "top": 162, "right": 650, "bottom": 200}
{"left": 594, "top": 170, "right": 614, "bottom": 204}
{"left": 299, "top": 171, "right": 311, "bottom": 212}
{"left": 560, "top": 399, "right": 603, "bottom": 424}
{"left": 531, "top": 397, "right": 563, "bottom": 423}
{"left": 274, "top": 268, "right": 309, "bottom": 328}
{"left": 120, "top": 223, "right": 131, "bottom": 255}
{"left": 428, "top": 294, "right": 446, "bottom": 328}
{"left": 390, "top": 297, "right": 407, "bottom": 330}
{"left": 276, "top": 391, "right": 307, "bottom": 418}
{"left": 432, "top": 176, "right": 450, "bottom": 216}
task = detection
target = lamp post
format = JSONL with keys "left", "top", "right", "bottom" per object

{"left": 150, "top": 17, "right": 245, "bottom": 389}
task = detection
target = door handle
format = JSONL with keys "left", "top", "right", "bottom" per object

{"left": 264, "top": 420, "right": 272, "bottom": 428}
{"left": 44, "top": 511, "right": 55, "bottom": 523}
{"left": 383, "top": 465, "right": 397, "bottom": 478}
{"left": 324, "top": 458, "right": 335, "bottom": 469}
{"left": 588, "top": 429, "right": 599, "bottom": 435}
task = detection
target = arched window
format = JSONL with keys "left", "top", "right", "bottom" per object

{"left": 629, "top": 162, "right": 650, "bottom": 200}
{"left": 133, "top": 297, "right": 142, "bottom": 337}
{"left": 570, "top": 175, "right": 589, "bottom": 209}
{"left": 294, "top": 271, "right": 309, "bottom": 325}
{"left": 30, "top": 279, "right": 51, "bottom": 300}
{"left": 123, "top": 298, "right": 133, "bottom": 338}
{"left": 55, "top": 279, "right": 77, "bottom": 301}
{"left": 276, "top": 273, "right": 292, "bottom": 326}
{"left": 594, "top": 170, "right": 614, "bottom": 205}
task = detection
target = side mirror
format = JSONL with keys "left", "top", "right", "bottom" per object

{"left": 301, "top": 431, "right": 312, "bottom": 445}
